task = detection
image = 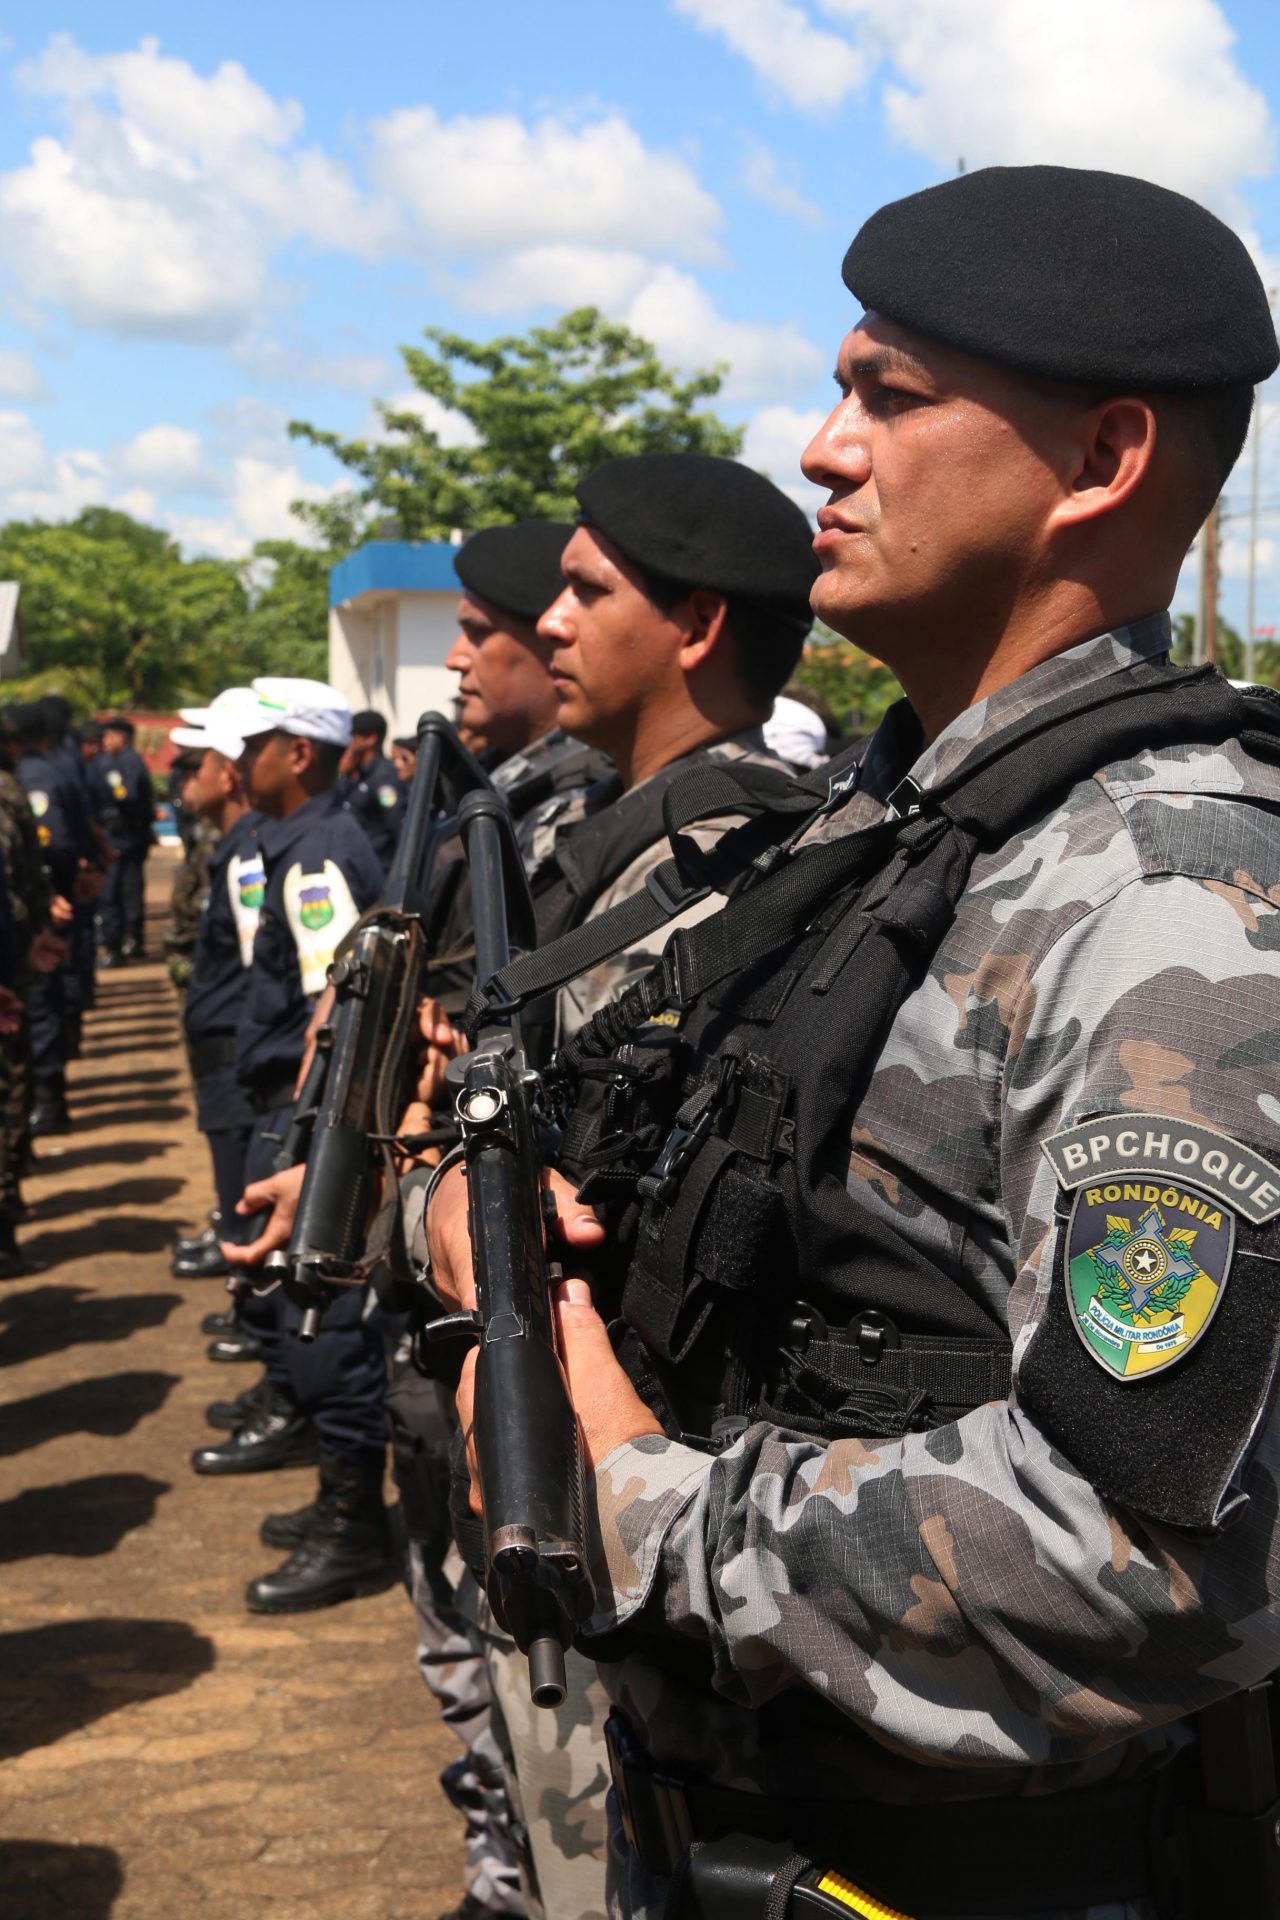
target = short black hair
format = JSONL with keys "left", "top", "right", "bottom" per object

{"left": 636, "top": 566, "right": 810, "bottom": 711}
{"left": 351, "top": 709, "right": 387, "bottom": 743}
{"left": 309, "top": 739, "right": 346, "bottom": 785}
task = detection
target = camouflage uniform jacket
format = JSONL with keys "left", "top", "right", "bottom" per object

{"left": 582, "top": 617, "right": 1280, "bottom": 1829}
{"left": 169, "top": 815, "right": 221, "bottom": 955}
{"left": 0, "top": 768, "right": 49, "bottom": 978}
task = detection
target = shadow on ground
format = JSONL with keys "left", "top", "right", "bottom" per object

{"left": 0, "top": 1840, "right": 124, "bottom": 1919}
{"left": 28, "top": 1181, "right": 184, "bottom": 1224}
{"left": 0, "top": 1474, "right": 170, "bottom": 1563}
{"left": 0, "top": 1287, "right": 182, "bottom": 1368}
{"left": 0, "top": 1372, "right": 179, "bottom": 1457}
{"left": 0, "top": 1618, "right": 215, "bottom": 1761}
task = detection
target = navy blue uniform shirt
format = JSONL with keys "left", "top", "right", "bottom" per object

{"left": 339, "top": 749, "right": 405, "bottom": 872}
{"left": 235, "top": 788, "right": 383, "bottom": 1096}
{"left": 17, "top": 748, "right": 84, "bottom": 894}
{"left": 184, "top": 809, "right": 265, "bottom": 1044}
{"left": 88, "top": 746, "right": 154, "bottom": 848}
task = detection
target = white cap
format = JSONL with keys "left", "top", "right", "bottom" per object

{"left": 238, "top": 676, "right": 352, "bottom": 748}
{"left": 170, "top": 686, "right": 261, "bottom": 760}
{"left": 763, "top": 694, "right": 828, "bottom": 771}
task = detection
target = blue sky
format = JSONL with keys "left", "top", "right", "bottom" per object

{"left": 1, "top": 0, "right": 1279, "bottom": 636}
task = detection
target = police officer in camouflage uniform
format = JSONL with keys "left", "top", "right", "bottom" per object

{"left": 429, "top": 171, "right": 1280, "bottom": 1920}
{"left": 417, "top": 469, "right": 818, "bottom": 1920}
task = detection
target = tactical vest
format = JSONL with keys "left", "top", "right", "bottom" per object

{"left": 471, "top": 658, "right": 1280, "bottom": 1447}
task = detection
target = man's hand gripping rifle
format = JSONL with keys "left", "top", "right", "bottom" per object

{"left": 431, "top": 789, "right": 595, "bottom": 1710}
{"left": 271, "top": 712, "right": 490, "bottom": 1338}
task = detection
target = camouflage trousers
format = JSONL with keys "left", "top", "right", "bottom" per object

{"left": 0, "top": 1021, "right": 30, "bottom": 1217}
{"left": 410, "top": 1539, "right": 527, "bottom": 1917}
{"left": 480, "top": 1599, "right": 610, "bottom": 1920}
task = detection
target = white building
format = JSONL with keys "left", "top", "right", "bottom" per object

{"left": 0, "top": 583, "right": 24, "bottom": 680}
{"left": 327, "top": 540, "right": 462, "bottom": 734}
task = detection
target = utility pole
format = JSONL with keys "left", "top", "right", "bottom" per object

{"left": 1200, "top": 497, "right": 1220, "bottom": 665}
{"left": 1246, "top": 395, "right": 1261, "bottom": 683}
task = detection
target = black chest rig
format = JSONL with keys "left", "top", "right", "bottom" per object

{"left": 468, "top": 662, "right": 1280, "bottom": 1449}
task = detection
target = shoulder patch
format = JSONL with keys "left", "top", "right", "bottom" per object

{"left": 26, "top": 790, "right": 48, "bottom": 819}
{"left": 376, "top": 783, "right": 399, "bottom": 808}
{"left": 1042, "top": 1111, "right": 1280, "bottom": 1224}
{"left": 1024, "top": 1108, "right": 1280, "bottom": 1529}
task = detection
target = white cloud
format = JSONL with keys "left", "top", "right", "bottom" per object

{"left": 376, "top": 391, "right": 479, "bottom": 449}
{"left": 684, "top": 0, "right": 1273, "bottom": 218}
{"left": 834, "top": 0, "right": 1273, "bottom": 215}
{"left": 0, "top": 350, "right": 48, "bottom": 402}
{"left": 0, "top": 411, "right": 49, "bottom": 489}
{"left": 624, "top": 266, "right": 824, "bottom": 401}
{"left": 235, "top": 339, "right": 398, "bottom": 392}
{"left": 370, "top": 106, "right": 722, "bottom": 263}
{"left": 672, "top": 0, "right": 867, "bottom": 110}
{"left": 116, "top": 423, "right": 219, "bottom": 494}
{"left": 448, "top": 245, "right": 655, "bottom": 316}
{"left": 740, "top": 140, "right": 822, "bottom": 226}
{"left": 740, "top": 403, "right": 828, "bottom": 510}
{"left": 0, "top": 34, "right": 385, "bottom": 339}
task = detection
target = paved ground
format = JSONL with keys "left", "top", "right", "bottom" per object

{"left": 0, "top": 850, "right": 463, "bottom": 1920}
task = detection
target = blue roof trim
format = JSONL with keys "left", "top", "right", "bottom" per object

{"left": 329, "top": 540, "right": 461, "bottom": 606}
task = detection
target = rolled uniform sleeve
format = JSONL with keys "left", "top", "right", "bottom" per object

{"left": 583, "top": 871, "right": 1280, "bottom": 1769}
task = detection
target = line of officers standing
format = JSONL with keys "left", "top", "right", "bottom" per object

{"left": 159, "top": 458, "right": 830, "bottom": 1920}
{"left": 0, "top": 699, "right": 159, "bottom": 1276}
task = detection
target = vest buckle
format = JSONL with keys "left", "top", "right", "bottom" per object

{"left": 852, "top": 1309, "right": 901, "bottom": 1366}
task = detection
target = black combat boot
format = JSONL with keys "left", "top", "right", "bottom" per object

{"left": 200, "top": 1307, "right": 236, "bottom": 1336}
{"left": 259, "top": 1490, "right": 322, "bottom": 1550}
{"left": 205, "top": 1373, "right": 277, "bottom": 1431}
{"left": 28, "top": 1073, "right": 71, "bottom": 1136}
{"left": 206, "top": 1328, "right": 263, "bottom": 1363}
{"left": 244, "top": 1452, "right": 397, "bottom": 1612}
{"left": 191, "top": 1396, "right": 316, "bottom": 1475}
{"left": 172, "top": 1242, "right": 230, "bottom": 1280}
{"left": 172, "top": 1214, "right": 222, "bottom": 1259}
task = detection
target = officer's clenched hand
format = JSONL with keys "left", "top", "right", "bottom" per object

{"left": 425, "top": 1162, "right": 605, "bottom": 1312}
{"left": 29, "top": 928, "right": 68, "bottom": 973}
{"left": 221, "top": 1163, "right": 307, "bottom": 1267}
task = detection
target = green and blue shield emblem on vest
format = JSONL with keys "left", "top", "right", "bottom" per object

{"left": 298, "top": 881, "right": 334, "bottom": 931}
{"left": 238, "top": 863, "right": 265, "bottom": 911}
{"left": 1042, "top": 1112, "right": 1280, "bottom": 1382}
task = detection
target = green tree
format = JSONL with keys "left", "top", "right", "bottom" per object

{"left": 795, "top": 630, "right": 903, "bottom": 734}
{"left": 289, "top": 307, "right": 743, "bottom": 547}
{"left": 239, "top": 539, "right": 332, "bottom": 680}
{"left": 0, "top": 509, "right": 249, "bottom": 711}
{"left": 1171, "top": 611, "right": 1280, "bottom": 686}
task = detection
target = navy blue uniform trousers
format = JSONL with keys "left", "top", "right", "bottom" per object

{"left": 238, "top": 1103, "right": 387, "bottom": 1465}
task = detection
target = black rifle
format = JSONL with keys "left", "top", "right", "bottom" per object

{"left": 274, "top": 713, "right": 491, "bottom": 1339}
{"left": 434, "top": 788, "right": 594, "bottom": 1708}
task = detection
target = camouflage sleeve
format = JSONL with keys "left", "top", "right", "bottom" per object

{"left": 582, "top": 870, "right": 1280, "bottom": 1768}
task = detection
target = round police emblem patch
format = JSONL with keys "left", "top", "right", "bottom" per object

{"left": 1063, "top": 1175, "right": 1233, "bottom": 1380}
{"left": 376, "top": 784, "right": 399, "bottom": 808}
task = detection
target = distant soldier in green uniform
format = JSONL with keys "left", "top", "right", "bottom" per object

{"left": 165, "top": 747, "right": 220, "bottom": 992}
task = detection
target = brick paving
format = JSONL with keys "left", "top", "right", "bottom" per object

{"left": 0, "top": 850, "right": 463, "bottom": 1920}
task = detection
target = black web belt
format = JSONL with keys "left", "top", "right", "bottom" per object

{"left": 187, "top": 1033, "right": 238, "bottom": 1080}
{"left": 605, "top": 1714, "right": 1162, "bottom": 1914}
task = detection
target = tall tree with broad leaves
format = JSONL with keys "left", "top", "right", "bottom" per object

{"left": 288, "top": 307, "right": 743, "bottom": 547}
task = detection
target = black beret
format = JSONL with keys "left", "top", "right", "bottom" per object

{"left": 455, "top": 521, "right": 573, "bottom": 621}
{"left": 844, "top": 166, "right": 1280, "bottom": 391}
{"left": 575, "top": 454, "right": 819, "bottom": 617}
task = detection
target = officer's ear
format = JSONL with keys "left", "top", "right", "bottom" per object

{"left": 676, "top": 590, "right": 733, "bottom": 676}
